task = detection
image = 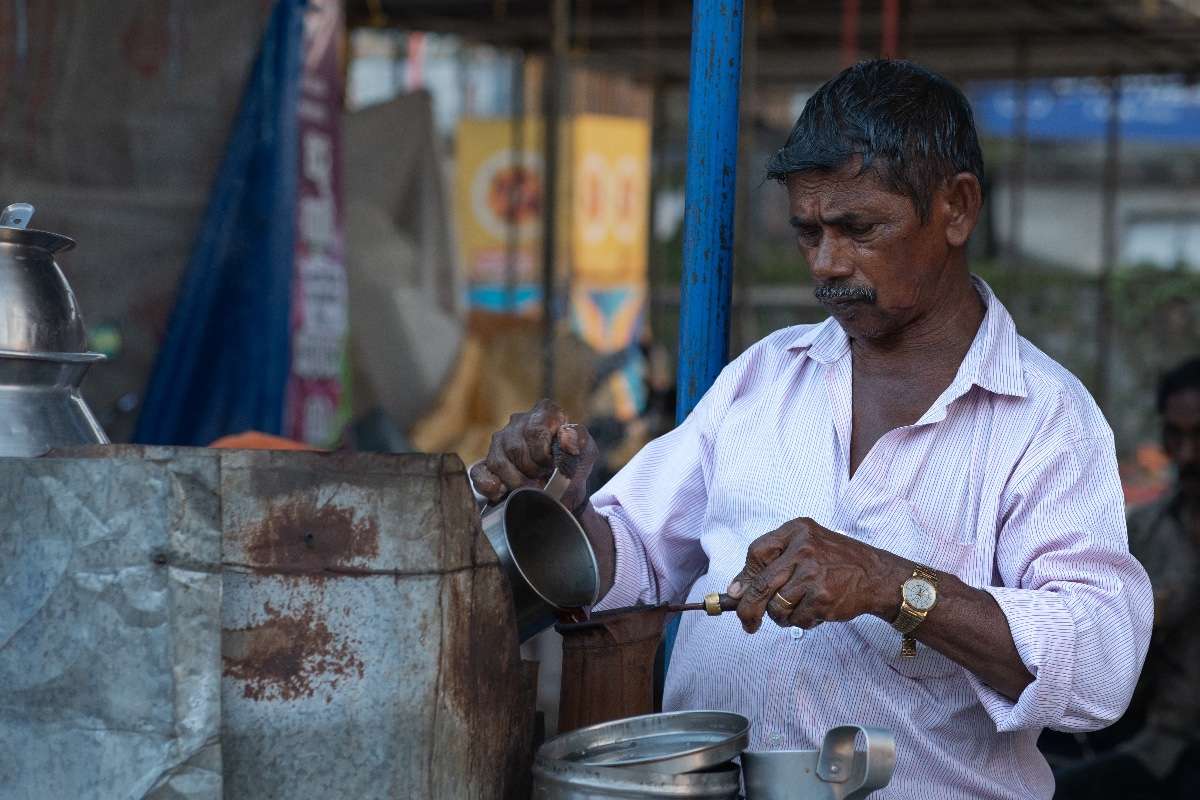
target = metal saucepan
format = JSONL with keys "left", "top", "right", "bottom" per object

{"left": 481, "top": 443, "right": 600, "bottom": 642}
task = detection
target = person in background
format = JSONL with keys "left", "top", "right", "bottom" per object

{"left": 1058, "top": 356, "right": 1200, "bottom": 798}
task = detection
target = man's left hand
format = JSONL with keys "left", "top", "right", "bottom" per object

{"left": 726, "top": 517, "right": 909, "bottom": 634}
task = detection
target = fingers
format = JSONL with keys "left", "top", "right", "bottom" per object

{"left": 767, "top": 576, "right": 807, "bottom": 628}
{"left": 734, "top": 538, "right": 802, "bottom": 634}
{"left": 526, "top": 399, "right": 567, "bottom": 466}
{"left": 485, "top": 430, "right": 540, "bottom": 496}
{"left": 556, "top": 423, "right": 599, "bottom": 513}
{"left": 726, "top": 530, "right": 790, "bottom": 600}
{"left": 469, "top": 461, "right": 506, "bottom": 504}
{"left": 556, "top": 422, "right": 585, "bottom": 457}
{"left": 768, "top": 574, "right": 827, "bottom": 629}
{"left": 480, "top": 400, "right": 578, "bottom": 504}
{"left": 786, "top": 606, "right": 825, "bottom": 630}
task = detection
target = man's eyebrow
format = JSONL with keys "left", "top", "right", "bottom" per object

{"left": 789, "top": 212, "right": 867, "bottom": 229}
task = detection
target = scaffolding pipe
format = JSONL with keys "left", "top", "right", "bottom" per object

{"left": 663, "top": 0, "right": 744, "bottom": 683}
{"left": 734, "top": 0, "right": 758, "bottom": 352}
{"left": 675, "top": 0, "right": 745, "bottom": 423}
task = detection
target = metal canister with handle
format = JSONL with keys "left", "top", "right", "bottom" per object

{"left": 480, "top": 437, "right": 600, "bottom": 642}
{"left": 741, "top": 725, "right": 897, "bottom": 800}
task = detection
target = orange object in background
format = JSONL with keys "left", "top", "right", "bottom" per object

{"left": 208, "top": 431, "right": 320, "bottom": 451}
{"left": 1121, "top": 441, "right": 1171, "bottom": 506}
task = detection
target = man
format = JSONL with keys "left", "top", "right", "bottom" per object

{"left": 1057, "top": 356, "right": 1200, "bottom": 798}
{"left": 471, "top": 60, "right": 1153, "bottom": 799}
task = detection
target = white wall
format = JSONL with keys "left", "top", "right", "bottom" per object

{"left": 990, "top": 181, "right": 1200, "bottom": 272}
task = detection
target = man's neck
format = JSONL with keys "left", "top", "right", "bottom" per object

{"left": 852, "top": 273, "right": 986, "bottom": 378}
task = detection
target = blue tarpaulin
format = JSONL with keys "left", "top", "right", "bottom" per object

{"left": 971, "top": 76, "right": 1200, "bottom": 143}
{"left": 135, "top": 0, "right": 304, "bottom": 445}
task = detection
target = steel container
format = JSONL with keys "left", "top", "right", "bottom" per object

{"left": 538, "top": 711, "right": 750, "bottom": 774}
{"left": 0, "top": 212, "right": 107, "bottom": 455}
{"left": 741, "top": 725, "right": 896, "bottom": 800}
{"left": 481, "top": 467, "right": 599, "bottom": 641}
{"left": 532, "top": 759, "right": 741, "bottom": 799}
{"left": 532, "top": 711, "right": 748, "bottom": 799}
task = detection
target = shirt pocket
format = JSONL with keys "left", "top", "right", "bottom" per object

{"left": 853, "top": 496, "right": 980, "bottom": 680}
{"left": 855, "top": 491, "right": 982, "bottom": 580}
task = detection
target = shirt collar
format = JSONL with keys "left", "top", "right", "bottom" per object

{"left": 785, "top": 315, "right": 849, "bottom": 364}
{"left": 785, "top": 275, "right": 1028, "bottom": 400}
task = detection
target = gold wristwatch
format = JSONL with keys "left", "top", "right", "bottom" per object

{"left": 890, "top": 565, "right": 939, "bottom": 658}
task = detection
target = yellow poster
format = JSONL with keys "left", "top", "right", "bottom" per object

{"left": 567, "top": 115, "right": 651, "bottom": 421}
{"left": 570, "top": 114, "right": 651, "bottom": 287}
{"left": 455, "top": 118, "right": 546, "bottom": 313}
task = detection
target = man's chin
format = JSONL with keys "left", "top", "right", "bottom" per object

{"left": 821, "top": 300, "right": 867, "bottom": 321}
{"left": 823, "top": 303, "right": 884, "bottom": 339}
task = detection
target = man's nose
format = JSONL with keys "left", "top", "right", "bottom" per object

{"left": 808, "top": 237, "right": 854, "bottom": 281}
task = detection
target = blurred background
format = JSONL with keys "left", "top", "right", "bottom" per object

{"left": 1, "top": 0, "right": 1197, "bottom": 496}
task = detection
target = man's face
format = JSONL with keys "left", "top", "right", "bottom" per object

{"left": 785, "top": 163, "right": 963, "bottom": 342}
{"left": 1163, "top": 387, "right": 1200, "bottom": 498}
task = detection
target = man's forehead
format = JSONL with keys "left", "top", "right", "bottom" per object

{"left": 784, "top": 165, "right": 905, "bottom": 216}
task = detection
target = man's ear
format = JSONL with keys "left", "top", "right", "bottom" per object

{"left": 940, "top": 172, "right": 983, "bottom": 248}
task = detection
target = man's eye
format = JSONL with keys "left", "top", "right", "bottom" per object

{"left": 796, "top": 227, "right": 821, "bottom": 244}
{"left": 845, "top": 223, "right": 875, "bottom": 237}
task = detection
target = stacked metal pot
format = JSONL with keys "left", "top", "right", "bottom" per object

{"left": 0, "top": 203, "right": 108, "bottom": 456}
{"left": 532, "top": 712, "right": 896, "bottom": 799}
{"left": 532, "top": 711, "right": 750, "bottom": 799}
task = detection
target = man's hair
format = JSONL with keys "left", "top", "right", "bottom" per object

{"left": 1157, "top": 357, "right": 1200, "bottom": 413}
{"left": 765, "top": 59, "right": 985, "bottom": 222}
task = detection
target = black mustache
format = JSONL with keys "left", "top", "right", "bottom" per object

{"left": 813, "top": 284, "right": 877, "bottom": 303}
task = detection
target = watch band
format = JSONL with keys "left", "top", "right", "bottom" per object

{"left": 891, "top": 566, "right": 939, "bottom": 657}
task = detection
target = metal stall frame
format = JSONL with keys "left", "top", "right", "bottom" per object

{"left": 663, "top": 0, "right": 745, "bottom": 678}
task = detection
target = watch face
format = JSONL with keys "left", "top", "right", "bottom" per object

{"left": 903, "top": 578, "right": 937, "bottom": 611}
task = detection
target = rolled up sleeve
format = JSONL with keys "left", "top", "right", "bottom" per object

{"left": 589, "top": 344, "right": 766, "bottom": 610}
{"left": 968, "top": 435, "right": 1154, "bottom": 733}
{"left": 590, "top": 408, "right": 713, "bottom": 610}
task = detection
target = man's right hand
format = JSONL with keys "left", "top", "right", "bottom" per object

{"left": 469, "top": 399, "right": 597, "bottom": 514}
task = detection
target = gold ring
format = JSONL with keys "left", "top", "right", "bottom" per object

{"left": 773, "top": 591, "right": 796, "bottom": 609}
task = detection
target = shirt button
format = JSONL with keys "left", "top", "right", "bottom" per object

{"left": 769, "top": 733, "right": 783, "bottom": 746}
{"left": 790, "top": 626, "right": 805, "bottom": 640}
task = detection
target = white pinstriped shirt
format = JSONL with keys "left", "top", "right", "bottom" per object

{"left": 591, "top": 278, "right": 1153, "bottom": 799}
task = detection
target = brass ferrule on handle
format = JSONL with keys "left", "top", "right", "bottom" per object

{"left": 668, "top": 593, "right": 737, "bottom": 615}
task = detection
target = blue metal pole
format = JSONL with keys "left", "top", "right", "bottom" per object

{"left": 676, "top": 0, "right": 745, "bottom": 424}
{"left": 660, "top": 0, "right": 744, "bottom": 697}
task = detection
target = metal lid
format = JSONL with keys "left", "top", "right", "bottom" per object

{"left": 0, "top": 226, "right": 76, "bottom": 254}
{"left": 536, "top": 711, "right": 751, "bottom": 774}
{"left": 0, "top": 225, "right": 89, "bottom": 355}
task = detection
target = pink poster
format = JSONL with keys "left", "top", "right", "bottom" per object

{"left": 285, "top": 0, "right": 348, "bottom": 444}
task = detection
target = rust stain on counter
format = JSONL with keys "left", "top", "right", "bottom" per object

{"left": 243, "top": 497, "right": 380, "bottom": 574}
{"left": 223, "top": 601, "right": 364, "bottom": 701}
